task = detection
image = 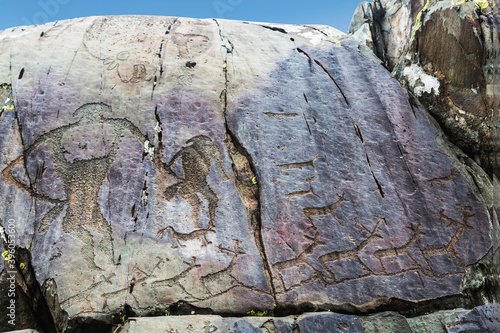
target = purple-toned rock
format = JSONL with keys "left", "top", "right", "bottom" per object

{"left": 225, "top": 23, "right": 491, "bottom": 309}
{"left": 349, "top": 0, "right": 500, "bottom": 178}
{"left": 119, "top": 313, "right": 363, "bottom": 333}
{"left": 0, "top": 13, "right": 496, "bottom": 331}
{"left": 447, "top": 304, "right": 500, "bottom": 333}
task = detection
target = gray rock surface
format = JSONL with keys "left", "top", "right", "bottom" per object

{"left": 349, "top": 0, "right": 500, "bottom": 312}
{"left": 2, "top": 306, "right": 498, "bottom": 332}
{"left": 447, "top": 304, "right": 500, "bottom": 333}
{"left": 115, "top": 306, "right": 500, "bottom": 333}
{"left": 349, "top": 0, "right": 500, "bottom": 179}
{"left": 119, "top": 313, "right": 363, "bottom": 332}
{"left": 0, "top": 11, "right": 497, "bottom": 333}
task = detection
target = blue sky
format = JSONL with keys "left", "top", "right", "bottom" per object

{"left": 0, "top": 0, "right": 362, "bottom": 33}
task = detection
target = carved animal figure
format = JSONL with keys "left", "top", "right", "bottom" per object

{"left": 287, "top": 176, "right": 320, "bottom": 206}
{"left": 302, "top": 193, "right": 349, "bottom": 226}
{"left": 160, "top": 135, "right": 229, "bottom": 230}
{"left": 156, "top": 225, "right": 215, "bottom": 248}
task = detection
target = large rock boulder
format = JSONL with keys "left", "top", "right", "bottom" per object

{"left": 0, "top": 14, "right": 497, "bottom": 331}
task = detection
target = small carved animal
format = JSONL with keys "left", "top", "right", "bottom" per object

{"left": 156, "top": 225, "right": 215, "bottom": 248}
{"left": 302, "top": 193, "right": 349, "bottom": 226}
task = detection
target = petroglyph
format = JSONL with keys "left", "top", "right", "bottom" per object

{"left": 302, "top": 193, "right": 349, "bottom": 227}
{"left": 157, "top": 135, "right": 229, "bottom": 231}
{"left": 287, "top": 177, "right": 320, "bottom": 206}
{"left": 317, "top": 218, "right": 386, "bottom": 282}
{"left": 118, "top": 63, "right": 150, "bottom": 83}
{"left": 273, "top": 217, "right": 384, "bottom": 288}
{"left": 2, "top": 103, "right": 148, "bottom": 270}
{"left": 273, "top": 201, "right": 476, "bottom": 291}
{"left": 261, "top": 320, "right": 279, "bottom": 333}
{"left": 372, "top": 208, "right": 474, "bottom": 278}
{"left": 143, "top": 239, "right": 262, "bottom": 305}
{"left": 102, "top": 51, "right": 153, "bottom": 83}
{"left": 82, "top": 16, "right": 179, "bottom": 85}
{"left": 277, "top": 155, "right": 319, "bottom": 174}
{"left": 419, "top": 206, "right": 474, "bottom": 274}
{"left": 373, "top": 225, "right": 426, "bottom": 274}
{"left": 171, "top": 33, "right": 212, "bottom": 59}
{"left": 263, "top": 112, "right": 300, "bottom": 118}
{"left": 355, "top": 207, "right": 474, "bottom": 279}
{"left": 428, "top": 169, "right": 459, "bottom": 187}
{"left": 156, "top": 226, "right": 215, "bottom": 248}
{"left": 2, "top": 156, "right": 35, "bottom": 196}
{"left": 177, "top": 74, "right": 194, "bottom": 86}
{"left": 202, "top": 321, "right": 218, "bottom": 333}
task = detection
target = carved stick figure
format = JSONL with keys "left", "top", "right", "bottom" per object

{"left": 3, "top": 103, "right": 148, "bottom": 270}
{"left": 158, "top": 135, "right": 229, "bottom": 233}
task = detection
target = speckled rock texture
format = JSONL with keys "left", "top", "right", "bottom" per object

{"left": 349, "top": 0, "right": 500, "bottom": 179}
{"left": 0, "top": 13, "right": 497, "bottom": 332}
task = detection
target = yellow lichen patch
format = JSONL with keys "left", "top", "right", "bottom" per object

{"left": 474, "top": 0, "right": 490, "bottom": 9}
{"left": 246, "top": 309, "right": 268, "bottom": 316}
{"left": 332, "top": 36, "right": 342, "bottom": 48}
{"left": 19, "top": 263, "right": 25, "bottom": 269}
{"left": 410, "top": 0, "right": 430, "bottom": 42}
{"left": 422, "top": 0, "right": 430, "bottom": 11}
{"left": 452, "top": 0, "right": 490, "bottom": 11}
{"left": 1, "top": 83, "right": 15, "bottom": 112}
{"left": 2, "top": 250, "right": 12, "bottom": 261}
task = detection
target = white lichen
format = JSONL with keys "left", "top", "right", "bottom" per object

{"left": 144, "top": 140, "right": 155, "bottom": 160}
{"left": 299, "top": 31, "right": 324, "bottom": 46}
{"left": 154, "top": 121, "right": 162, "bottom": 133}
{"left": 148, "top": 146, "right": 155, "bottom": 160}
{"left": 402, "top": 64, "right": 440, "bottom": 97}
{"left": 141, "top": 190, "right": 148, "bottom": 206}
{"left": 473, "top": 0, "right": 490, "bottom": 10}
{"left": 0, "top": 226, "right": 7, "bottom": 243}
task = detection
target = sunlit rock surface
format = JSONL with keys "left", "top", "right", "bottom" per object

{"left": 350, "top": 0, "right": 500, "bottom": 178}
{"left": 0, "top": 13, "right": 497, "bottom": 332}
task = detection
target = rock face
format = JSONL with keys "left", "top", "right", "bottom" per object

{"left": 349, "top": 0, "right": 500, "bottom": 314}
{"left": 349, "top": 0, "right": 500, "bottom": 178}
{"left": 0, "top": 13, "right": 497, "bottom": 332}
{"left": 112, "top": 307, "right": 500, "bottom": 333}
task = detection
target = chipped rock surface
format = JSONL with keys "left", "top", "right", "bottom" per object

{"left": 0, "top": 14, "right": 496, "bottom": 332}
